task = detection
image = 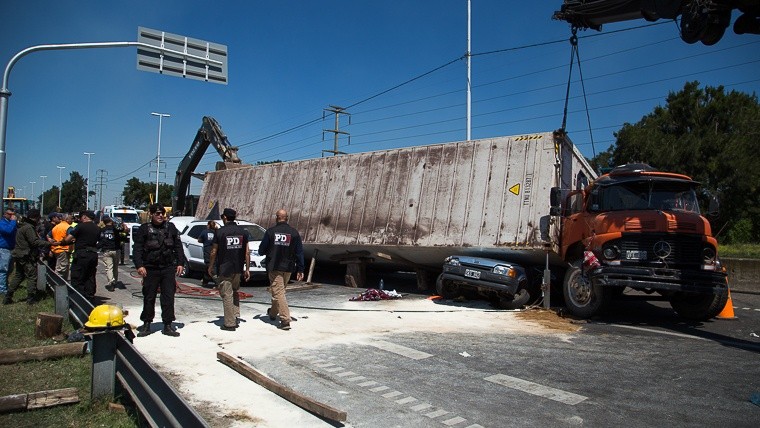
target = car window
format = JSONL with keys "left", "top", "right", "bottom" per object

{"left": 186, "top": 225, "right": 206, "bottom": 239}
{"left": 242, "top": 224, "right": 266, "bottom": 241}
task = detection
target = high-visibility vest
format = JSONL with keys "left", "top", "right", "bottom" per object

{"left": 51, "top": 222, "right": 71, "bottom": 254}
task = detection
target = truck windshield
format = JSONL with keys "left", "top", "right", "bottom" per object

{"left": 593, "top": 180, "right": 700, "bottom": 214}
{"left": 114, "top": 213, "right": 140, "bottom": 223}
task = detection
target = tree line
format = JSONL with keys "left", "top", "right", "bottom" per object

{"left": 35, "top": 174, "right": 173, "bottom": 214}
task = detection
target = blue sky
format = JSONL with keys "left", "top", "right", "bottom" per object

{"left": 2, "top": 1, "right": 758, "bottom": 209}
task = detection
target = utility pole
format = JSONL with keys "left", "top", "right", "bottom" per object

{"left": 94, "top": 169, "right": 107, "bottom": 211}
{"left": 322, "top": 105, "right": 350, "bottom": 157}
{"left": 151, "top": 112, "right": 170, "bottom": 205}
{"left": 39, "top": 175, "right": 46, "bottom": 213}
{"left": 83, "top": 151, "right": 94, "bottom": 210}
{"left": 56, "top": 165, "right": 65, "bottom": 210}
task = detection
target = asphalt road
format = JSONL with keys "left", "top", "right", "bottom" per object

{"left": 100, "top": 264, "right": 760, "bottom": 427}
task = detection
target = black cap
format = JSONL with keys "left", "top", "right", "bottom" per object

{"left": 81, "top": 210, "right": 96, "bottom": 220}
{"left": 222, "top": 208, "right": 236, "bottom": 219}
{"left": 149, "top": 203, "right": 165, "bottom": 214}
{"left": 102, "top": 216, "right": 112, "bottom": 223}
{"left": 47, "top": 212, "right": 60, "bottom": 220}
{"left": 27, "top": 208, "right": 41, "bottom": 220}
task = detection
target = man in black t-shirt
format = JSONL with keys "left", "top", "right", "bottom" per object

{"left": 197, "top": 220, "right": 219, "bottom": 287}
{"left": 59, "top": 210, "right": 101, "bottom": 298}
{"left": 209, "top": 208, "right": 250, "bottom": 331}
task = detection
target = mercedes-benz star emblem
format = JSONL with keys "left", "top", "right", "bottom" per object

{"left": 653, "top": 240, "right": 672, "bottom": 259}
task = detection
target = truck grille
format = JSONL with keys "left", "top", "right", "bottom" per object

{"left": 618, "top": 233, "right": 704, "bottom": 267}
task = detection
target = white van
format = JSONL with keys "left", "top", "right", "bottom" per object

{"left": 102, "top": 205, "right": 141, "bottom": 258}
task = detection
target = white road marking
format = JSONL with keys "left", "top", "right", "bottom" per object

{"left": 370, "top": 385, "right": 390, "bottom": 392}
{"left": 382, "top": 391, "right": 403, "bottom": 398}
{"left": 485, "top": 374, "right": 587, "bottom": 405}
{"left": 465, "top": 424, "right": 485, "bottom": 428}
{"left": 410, "top": 403, "right": 432, "bottom": 412}
{"left": 424, "top": 409, "right": 449, "bottom": 418}
{"left": 336, "top": 371, "right": 356, "bottom": 377}
{"left": 395, "top": 396, "right": 417, "bottom": 405}
{"left": 324, "top": 366, "right": 345, "bottom": 373}
{"left": 442, "top": 416, "right": 467, "bottom": 426}
{"left": 314, "top": 362, "right": 336, "bottom": 368}
{"left": 367, "top": 340, "right": 433, "bottom": 360}
{"left": 346, "top": 375, "right": 366, "bottom": 382}
{"left": 598, "top": 323, "right": 711, "bottom": 341}
{"left": 357, "top": 381, "right": 377, "bottom": 387}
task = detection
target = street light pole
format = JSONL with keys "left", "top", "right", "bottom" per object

{"left": 83, "top": 151, "right": 94, "bottom": 210}
{"left": 56, "top": 165, "right": 65, "bottom": 209}
{"left": 150, "top": 112, "right": 170, "bottom": 205}
{"left": 39, "top": 175, "right": 46, "bottom": 213}
{"left": 29, "top": 181, "right": 35, "bottom": 208}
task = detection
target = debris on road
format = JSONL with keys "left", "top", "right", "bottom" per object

{"left": 349, "top": 288, "right": 402, "bottom": 301}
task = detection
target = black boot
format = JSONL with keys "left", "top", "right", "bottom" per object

{"left": 137, "top": 322, "right": 151, "bottom": 337}
{"left": 162, "top": 323, "right": 180, "bottom": 337}
{"left": 2, "top": 295, "right": 12, "bottom": 305}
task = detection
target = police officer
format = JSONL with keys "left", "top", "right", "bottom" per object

{"left": 60, "top": 210, "right": 101, "bottom": 299}
{"left": 259, "top": 208, "right": 304, "bottom": 330}
{"left": 208, "top": 208, "right": 250, "bottom": 331}
{"left": 98, "top": 216, "right": 123, "bottom": 291}
{"left": 132, "top": 203, "right": 184, "bottom": 337}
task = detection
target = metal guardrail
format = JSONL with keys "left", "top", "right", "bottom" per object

{"left": 44, "top": 265, "right": 209, "bottom": 427}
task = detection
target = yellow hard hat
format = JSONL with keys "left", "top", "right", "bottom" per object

{"left": 85, "top": 304, "right": 126, "bottom": 329}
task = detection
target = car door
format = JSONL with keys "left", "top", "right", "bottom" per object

{"left": 185, "top": 224, "right": 207, "bottom": 266}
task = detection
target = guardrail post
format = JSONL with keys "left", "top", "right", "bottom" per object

{"left": 37, "top": 262, "right": 47, "bottom": 291}
{"left": 91, "top": 331, "right": 118, "bottom": 400}
{"left": 53, "top": 275, "right": 69, "bottom": 317}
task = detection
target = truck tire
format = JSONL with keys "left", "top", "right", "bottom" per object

{"left": 562, "top": 259, "right": 607, "bottom": 318}
{"left": 435, "top": 274, "right": 459, "bottom": 299}
{"left": 669, "top": 291, "right": 728, "bottom": 321}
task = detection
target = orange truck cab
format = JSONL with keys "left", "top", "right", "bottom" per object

{"left": 557, "top": 163, "right": 728, "bottom": 320}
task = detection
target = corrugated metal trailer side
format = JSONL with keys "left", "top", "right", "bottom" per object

{"left": 196, "top": 131, "right": 594, "bottom": 268}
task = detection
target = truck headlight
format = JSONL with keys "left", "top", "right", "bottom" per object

{"left": 493, "top": 265, "right": 515, "bottom": 277}
{"left": 602, "top": 245, "right": 619, "bottom": 260}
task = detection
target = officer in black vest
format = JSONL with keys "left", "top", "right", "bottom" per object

{"left": 132, "top": 203, "right": 185, "bottom": 337}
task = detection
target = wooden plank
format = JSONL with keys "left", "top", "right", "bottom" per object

{"left": 27, "top": 387, "right": 79, "bottom": 409}
{"left": 217, "top": 352, "right": 347, "bottom": 422}
{"left": 0, "top": 388, "right": 79, "bottom": 413}
{"left": 0, "top": 393, "right": 27, "bottom": 413}
{"left": 0, "top": 342, "right": 87, "bottom": 365}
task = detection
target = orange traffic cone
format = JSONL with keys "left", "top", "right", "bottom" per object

{"left": 716, "top": 288, "right": 737, "bottom": 320}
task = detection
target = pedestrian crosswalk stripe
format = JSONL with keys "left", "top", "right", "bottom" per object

{"left": 367, "top": 340, "right": 433, "bottom": 360}
{"left": 485, "top": 374, "right": 587, "bottom": 405}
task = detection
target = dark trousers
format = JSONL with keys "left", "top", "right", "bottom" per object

{"left": 71, "top": 250, "right": 99, "bottom": 297}
{"left": 7, "top": 257, "right": 38, "bottom": 301}
{"left": 140, "top": 266, "right": 177, "bottom": 325}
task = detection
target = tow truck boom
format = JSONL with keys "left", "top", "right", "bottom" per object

{"left": 172, "top": 116, "right": 246, "bottom": 216}
{"left": 553, "top": 0, "right": 760, "bottom": 46}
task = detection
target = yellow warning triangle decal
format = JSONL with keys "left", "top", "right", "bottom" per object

{"left": 509, "top": 183, "right": 520, "bottom": 195}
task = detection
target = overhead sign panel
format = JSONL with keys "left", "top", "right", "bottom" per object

{"left": 137, "top": 27, "right": 227, "bottom": 85}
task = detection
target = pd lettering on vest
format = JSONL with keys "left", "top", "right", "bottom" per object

{"left": 226, "top": 235, "right": 243, "bottom": 249}
{"left": 274, "top": 233, "right": 291, "bottom": 246}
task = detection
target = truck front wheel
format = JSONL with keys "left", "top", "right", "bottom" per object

{"left": 669, "top": 291, "right": 728, "bottom": 321}
{"left": 563, "top": 259, "right": 607, "bottom": 318}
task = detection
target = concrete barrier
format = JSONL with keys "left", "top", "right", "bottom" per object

{"left": 722, "top": 257, "right": 760, "bottom": 294}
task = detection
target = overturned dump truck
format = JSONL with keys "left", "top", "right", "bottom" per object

{"left": 196, "top": 130, "right": 727, "bottom": 319}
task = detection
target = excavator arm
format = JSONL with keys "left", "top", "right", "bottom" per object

{"left": 553, "top": 0, "right": 760, "bottom": 45}
{"left": 172, "top": 116, "right": 244, "bottom": 216}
